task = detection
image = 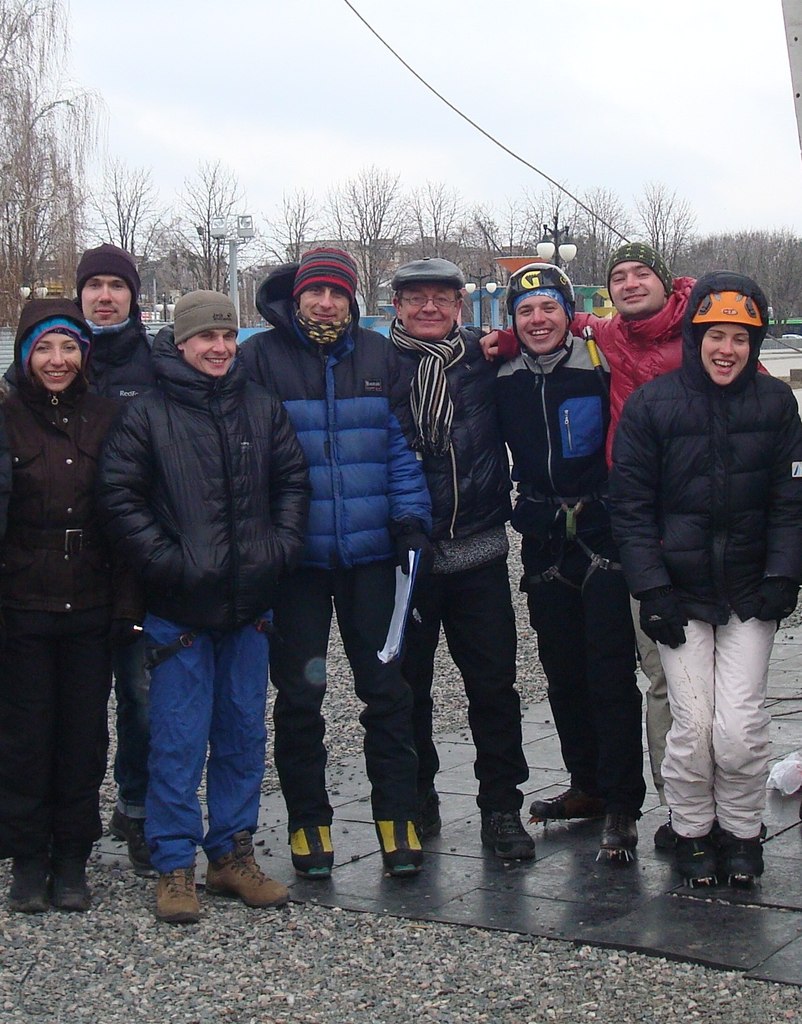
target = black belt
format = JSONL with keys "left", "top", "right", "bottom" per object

{"left": 6, "top": 526, "right": 100, "bottom": 555}
{"left": 517, "top": 484, "right": 605, "bottom": 507}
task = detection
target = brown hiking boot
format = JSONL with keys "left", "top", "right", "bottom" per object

{"left": 205, "top": 831, "right": 288, "bottom": 908}
{"left": 529, "top": 786, "right": 606, "bottom": 822}
{"left": 155, "top": 867, "right": 200, "bottom": 924}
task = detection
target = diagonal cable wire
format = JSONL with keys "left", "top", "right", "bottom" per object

{"left": 341, "top": 0, "right": 629, "bottom": 242}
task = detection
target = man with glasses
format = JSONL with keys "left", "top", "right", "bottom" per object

{"left": 390, "top": 258, "right": 534, "bottom": 860}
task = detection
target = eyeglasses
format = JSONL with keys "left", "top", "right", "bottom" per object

{"left": 400, "top": 294, "right": 459, "bottom": 310}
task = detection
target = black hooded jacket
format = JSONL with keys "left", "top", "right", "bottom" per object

{"left": 96, "top": 330, "right": 311, "bottom": 630}
{"left": 609, "top": 271, "right": 802, "bottom": 624}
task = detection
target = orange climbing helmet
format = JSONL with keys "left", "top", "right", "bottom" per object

{"left": 691, "top": 290, "right": 764, "bottom": 328}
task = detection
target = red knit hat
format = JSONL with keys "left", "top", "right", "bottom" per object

{"left": 292, "top": 247, "right": 358, "bottom": 303}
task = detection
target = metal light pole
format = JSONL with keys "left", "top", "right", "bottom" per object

{"left": 210, "top": 215, "right": 254, "bottom": 323}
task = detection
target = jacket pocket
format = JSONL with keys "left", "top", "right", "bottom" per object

{"left": 558, "top": 396, "right": 603, "bottom": 459}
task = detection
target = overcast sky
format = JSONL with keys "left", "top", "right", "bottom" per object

{"left": 67, "top": 0, "right": 802, "bottom": 237}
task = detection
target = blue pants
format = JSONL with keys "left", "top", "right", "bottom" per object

{"left": 112, "top": 637, "right": 150, "bottom": 818}
{"left": 144, "top": 614, "right": 270, "bottom": 873}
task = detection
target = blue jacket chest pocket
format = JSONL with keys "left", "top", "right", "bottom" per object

{"left": 559, "top": 396, "right": 603, "bottom": 459}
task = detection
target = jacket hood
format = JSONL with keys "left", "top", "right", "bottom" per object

{"left": 256, "top": 262, "right": 361, "bottom": 330}
{"left": 14, "top": 297, "right": 92, "bottom": 400}
{"left": 681, "top": 271, "right": 768, "bottom": 392}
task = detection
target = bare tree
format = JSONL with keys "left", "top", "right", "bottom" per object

{"left": 467, "top": 195, "right": 542, "bottom": 258}
{"left": 173, "top": 161, "right": 245, "bottom": 292}
{"left": 570, "top": 186, "right": 633, "bottom": 285}
{"left": 88, "top": 159, "right": 164, "bottom": 261}
{"left": 683, "top": 228, "right": 802, "bottom": 331}
{"left": 406, "top": 181, "right": 464, "bottom": 261}
{"left": 635, "top": 182, "right": 696, "bottom": 269}
{"left": 0, "top": 0, "right": 99, "bottom": 321}
{"left": 326, "top": 166, "right": 406, "bottom": 313}
{"left": 263, "top": 188, "right": 319, "bottom": 264}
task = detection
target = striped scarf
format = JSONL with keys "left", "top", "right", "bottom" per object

{"left": 390, "top": 319, "right": 465, "bottom": 456}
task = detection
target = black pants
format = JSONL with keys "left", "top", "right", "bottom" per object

{"left": 402, "top": 557, "right": 527, "bottom": 811}
{"left": 523, "top": 536, "right": 645, "bottom": 816}
{"left": 0, "top": 607, "right": 113, "bottom": 860}
{"left": 271, "top": 562, "right": 418, "bottom": 830}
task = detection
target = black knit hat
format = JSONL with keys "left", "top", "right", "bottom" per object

{"left": 606, "top": 242, "right": 672, "bottom": 296}
{"left": 76, "top": 243, "right": 141, "bottom": 303}
{"left": 292, "top": 247, "right": 358, "bottom": 303}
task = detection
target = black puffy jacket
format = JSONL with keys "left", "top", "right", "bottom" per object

{"left": 96, "top": 331, "right": 310, "bottom": 630}
{"left": 610, "top": 271, "right": 802, "bottom": 624}
{"left": 392, "top": 328, "right": 511, "bottom": 541}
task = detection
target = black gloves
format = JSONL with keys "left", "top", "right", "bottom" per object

{"left": 750, "top": 577, "right": 799, "bottom": 622}
{"left": 391, "top": 520, "right": 434, "bottom": 577}
{"left": 637, "top": 586, "right": 687, "bottom": 649}
{"left": 110, "top": 618, "right": 144, "bottom": 648}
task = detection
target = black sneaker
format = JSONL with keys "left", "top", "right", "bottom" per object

{"left": 375, "top": 820, "right": 423, "bottom": 876}
{"left": 416, "top": 787, "right": 442, "bottom": 840}
{"left": 8, "top": 856, "right": 50, "bottom": 914}
{"left": 597, "top": 812, "right": 638, "bottom": 862}
{"left": 50, "top": 857, "right": 91, "bottom": 912}
{"left": 675, "top": 833, "right": 718, "bottom": 887}
{"left": 529, "top": 787, "right": 605, "bottom": 822}
{"left": 716, "top": 830, "right": 764, "bottom": 886}
{"left": 481, "top": 810, "right": 536, "bottom": 860}
{"left": 110, "top": 808, "right": 156, "bottom": 877}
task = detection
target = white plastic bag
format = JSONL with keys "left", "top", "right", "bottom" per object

{"left": 767, "top": 750, "right": 802, "bottom": 795}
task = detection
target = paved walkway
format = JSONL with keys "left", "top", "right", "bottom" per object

{"left": 97, "top": 626, "right": 802, "bottom": 986}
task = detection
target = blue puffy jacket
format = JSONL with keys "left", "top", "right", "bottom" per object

{"left": 239, "top": 264, "right": 431, "bottom": 569}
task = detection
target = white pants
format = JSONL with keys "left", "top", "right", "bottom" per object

{"left": 658, "top": 615, "right": 776, "bottom": 839}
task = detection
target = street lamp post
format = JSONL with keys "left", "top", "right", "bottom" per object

{"left": 464, "top": 270, "right": 499, "bottom": 328}
{"left": 210, "top": 215, "right": 255, "bottom": 323}
{"left": 536, "top": 215, "right": 578, "bottom": 269}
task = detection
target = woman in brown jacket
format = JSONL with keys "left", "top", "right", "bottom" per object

{"left": 0, "top": 298, "right": 140, "bottom": 913}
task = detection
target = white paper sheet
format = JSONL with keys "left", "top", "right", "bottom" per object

{"left": 377, "top": 550, "right": 419, "bottom": 663}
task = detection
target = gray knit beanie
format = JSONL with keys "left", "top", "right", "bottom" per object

{"left": 173, "top": 291, "right": 237, "bottom": 346}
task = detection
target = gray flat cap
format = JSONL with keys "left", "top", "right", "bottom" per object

{"left": 391, "top": 257, "right": 465, "bottom": 291}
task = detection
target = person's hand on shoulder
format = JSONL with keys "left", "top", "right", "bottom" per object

{"left": 480, "top": 331, "right": 500, "bottom": 361}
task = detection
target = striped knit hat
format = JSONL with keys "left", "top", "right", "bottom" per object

{"left": 606, "top": 242, "right": 672, "bottom": 296}
{"left": 292, "top": 247, "right": 358, "bottom": 303}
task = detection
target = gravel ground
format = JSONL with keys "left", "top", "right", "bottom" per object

{"left": 2, "top": 540, "right": 802, "bottom": 1023}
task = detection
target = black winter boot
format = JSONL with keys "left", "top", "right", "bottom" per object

{"left": 9, "top": 855, "right": 50, "bottom": 914}
{"left": 716, "top": 830, "right": 764, "bottom": 886}
{"left": 51, "top": 857, "right": 91, "bottom": 912}
{"left": 675, "top": 833, "right": 717, "bottom": 887}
